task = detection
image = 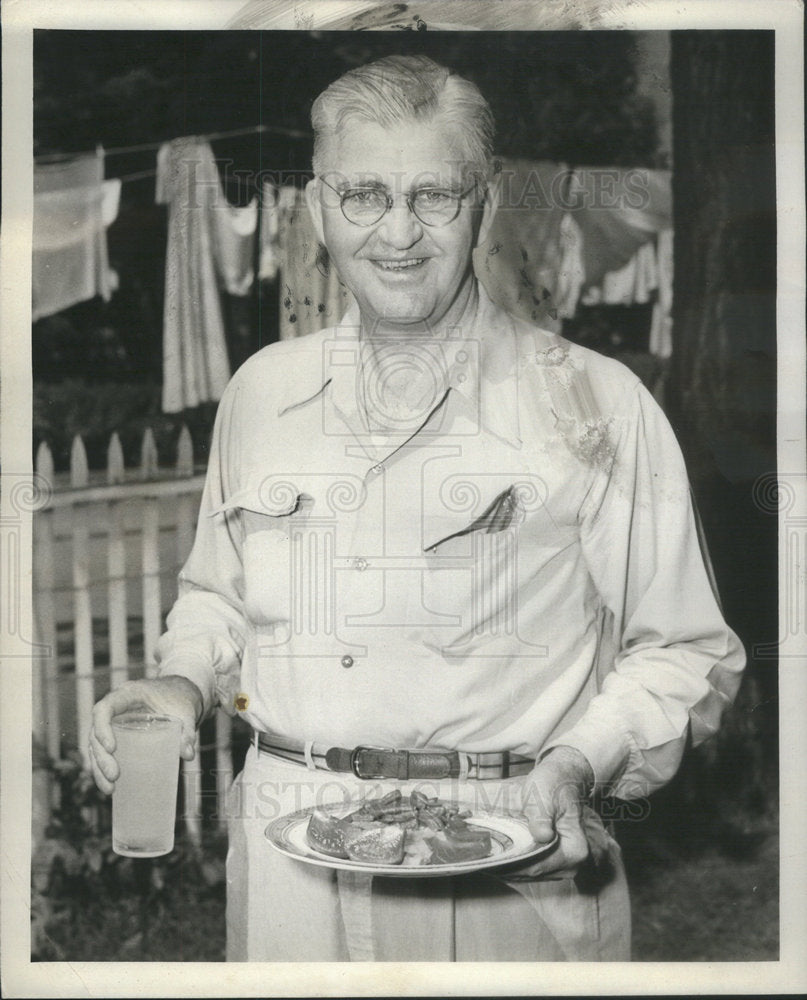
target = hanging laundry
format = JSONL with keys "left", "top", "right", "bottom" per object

{"left": 213, "top": 197, "right": 259, "bottom": 297}
{"left": 649, "top": 228, "right": 674, "bottom": 359}
{"left": 156, "top": 138, "right": 257, "bottom": 412}
{"left": 581, "top": 239, "right": 659, "bottom": 307}
{"left": 264, "top": 185, "right": 353, "bottom": 340}
{"left": 32, "top": 149, "right": 121, "bottom": 321}
{"left": 569, "top": 167, "right": 672, "bottom": 290}
{"left": 473, "top": 159, "right": 568, "bottom": 330}
{"left": 554, "top": 212, "right": 586, "bottom": 320}
{"left": 258, "top": 181, "right": 281, "bottom": 281}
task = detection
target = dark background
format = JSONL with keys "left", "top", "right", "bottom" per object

{"left": 31, "top": 29, "right": 779, "bottom": 961}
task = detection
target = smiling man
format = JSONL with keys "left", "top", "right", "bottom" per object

{"left": 89, "top": 55, "right": 745, "bottom": 962}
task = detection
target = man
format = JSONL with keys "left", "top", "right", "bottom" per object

{"left": 90, "top": 55, "right": 745, "bottom": 961}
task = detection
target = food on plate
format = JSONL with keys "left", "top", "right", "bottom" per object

{"left": 342, "top": 824, "right": 406, "bottom": 864}
{"left": 305, "top": 790, "right": 493, "bottom": 867}
{"left": 306, "top": 809, "right": 351, "bottom": 859}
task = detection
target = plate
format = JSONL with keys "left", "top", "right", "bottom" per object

{"left": 265, "top": 803, "right": 558, "bottom": 878}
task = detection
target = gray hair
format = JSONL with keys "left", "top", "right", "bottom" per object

{"left": 311, "top": 55, "right": 495, "bottom": 177}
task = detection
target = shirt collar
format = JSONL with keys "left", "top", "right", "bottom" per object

{"left": 276, "top": 282, "right": 522, "bottom": 449}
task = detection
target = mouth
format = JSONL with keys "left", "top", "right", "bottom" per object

{"left": 371, "top": 258, "right": 428, "bottom": 272}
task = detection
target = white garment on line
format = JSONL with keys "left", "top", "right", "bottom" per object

{"left": 214, "top": 197, "right": 259, "bottom": 297}
{"left": 649, "top": 228, "right": 674, "bottom": 359}
{"left": 156, "top": 138, "right": 251, "bottom": 413}
{"left": 555, "top": 212, "right": 586, "bottom": 320}
{"left": 581, "top": 239, "right": 659, "bottom": 308}
{"left": 32, "top": 149, "right": 121, "bottom": 321}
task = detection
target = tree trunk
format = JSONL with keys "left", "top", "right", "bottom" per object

{"left": 669, "top": 31, "right": 776, "bottom": 478}
{"left": 669, "top": 30, "right": 778, "bottom": 794}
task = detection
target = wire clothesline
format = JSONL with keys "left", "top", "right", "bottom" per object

{"left": 34, "top": 122, "right": 311, "bottom": 165}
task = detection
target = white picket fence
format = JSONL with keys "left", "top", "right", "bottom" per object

{"left": 33, "top": 426, "right": 238, "bottom": 846}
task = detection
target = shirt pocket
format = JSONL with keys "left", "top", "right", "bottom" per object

{"left": 419, "top": 484, "right": 522, "bottom": 651}
{"left": 216, "top": 485, "right": 312, "bottom": 626}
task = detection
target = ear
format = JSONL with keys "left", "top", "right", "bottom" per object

{"left": 305, "top": 177, "right": 325, "bottom": 245}
{"left": 475, "top": 171, "right": 501, "bottom": 249}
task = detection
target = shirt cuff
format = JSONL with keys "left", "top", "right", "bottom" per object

{"left": 541, "top": 711, "right": 632, "bottom": 794}
{"left": 157, "top": 654, "right": 217, "bottom": 719}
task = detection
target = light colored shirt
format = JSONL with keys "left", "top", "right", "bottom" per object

{"left": 156, "top": 284, "right": 745, "bottom": 798}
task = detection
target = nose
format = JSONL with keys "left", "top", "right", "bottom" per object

{"left": 375, "top": 197, "right": 423, "bottom": 250}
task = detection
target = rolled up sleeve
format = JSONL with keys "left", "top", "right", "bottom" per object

{"left": 155, "top": 376, "right": 248, "bottom": 719}
{"left": 546, "top": 382, "right": 746, "bottom": 799}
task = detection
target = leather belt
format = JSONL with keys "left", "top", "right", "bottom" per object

{"left": 255, "top": 731, "right": 535, "bottom": 781}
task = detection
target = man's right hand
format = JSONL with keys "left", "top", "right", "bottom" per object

{"left": 89, "top": 675, "right": 204, "bottom": 795}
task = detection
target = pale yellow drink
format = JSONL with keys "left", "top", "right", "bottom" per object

{"left": 111, "top": 713, "right": 181, "bottom": 857}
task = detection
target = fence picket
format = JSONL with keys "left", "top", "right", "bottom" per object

{"left": 181, "top": 758, "right": 203, "bottom": 848}
{"left": 34, "top": 443, "right": 60, "bottom": 765}
{"left": 32, "top": 430, "right": 229, "bottom": 843}
{"left": 141, "top": 496, "right": 161, "bottom": 677}
{"left": 176, "top": 425, "right": 194, "bottom": 477}
{"left": 107, "top": 502, "right": 129, "bottom": 689}
{"left": 140, "top": 427, "right": 158, "bottom": 480}
{"left": 106, "top": 434, "right": 129, "bottom": 687}
{"left": 70, "top": 434, "right": 89, "bottom": 488}
{"left": 71, "top": 437, "right": 94, "bottom": 766}
{"left": 107, "top": 432, "right": 125, "bottom": 484}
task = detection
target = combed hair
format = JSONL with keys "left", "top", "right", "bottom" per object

{"left": 311, "top": 55, "right": 495, "bottom": 177}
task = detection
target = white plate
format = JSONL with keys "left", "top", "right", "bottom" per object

{"left": 265, "top": 803, "right": 558, "bottom": 878}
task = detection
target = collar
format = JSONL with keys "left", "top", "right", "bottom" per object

{"left": 276, "top": 283, "right": 522, "bottom": 449}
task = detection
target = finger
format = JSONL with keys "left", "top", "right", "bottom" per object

{"left": 89, "top": 728, "right": 120, "bottom": 783}
{"left": 91, "top": 682, "right": 149, "bottom": 752}
{"left": 179, "top": 728, "right": 197, "bottom": 761}
{"left": 88, "top": 743, "right": 115, "bottom": 796}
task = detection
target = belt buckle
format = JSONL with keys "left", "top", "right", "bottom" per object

{"left": 350, "top": 745, "right": 395, "bottom": 779}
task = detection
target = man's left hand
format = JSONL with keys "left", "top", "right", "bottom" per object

{"left": 518, "top": 745, "right": 597, "bottom": 878}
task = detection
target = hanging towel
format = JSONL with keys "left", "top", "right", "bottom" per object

{"left": 32, "top": 149, "right": 120, "bottom": 320}
{"left": 155, "top": 138, "right": 233, "bottom": 413}
{"left": 272, "top": 185, "right": 353, "bottom": 340}
{"left": 473, "top": 159, "right": 568, "bottom": 330}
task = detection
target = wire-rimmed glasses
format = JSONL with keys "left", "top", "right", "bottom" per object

{"left": 318, "top": 176, "right": 479, "bottom": 228}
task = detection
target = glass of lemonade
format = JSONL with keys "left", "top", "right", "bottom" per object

{"left": 111, "top": 712, "right": 182, "bottom": 857}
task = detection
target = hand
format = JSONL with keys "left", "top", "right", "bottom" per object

{"left": 88, "top": 676, "right": 204, "bottom": 795}
{"left": 517, "top": 745, "right": 596, "bottom": 879}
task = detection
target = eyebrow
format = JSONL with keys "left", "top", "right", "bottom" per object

{"left": 340, "top": 178, "right": 465, "bottom": 193}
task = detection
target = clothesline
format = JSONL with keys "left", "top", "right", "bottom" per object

{"left": 34, "top": 123, "right": 311, "bottom": 165}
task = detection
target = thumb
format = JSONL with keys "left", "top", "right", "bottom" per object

{"left": 179, "top": 724, "right": 197, "bottom": 761}
{"left": 521, "top": 771, "right": 560, "bottom": 843}
{"left": 527, "top": 815, "right": 556, "bottom": 845}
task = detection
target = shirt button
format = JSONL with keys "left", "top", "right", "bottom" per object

{"left": 341, "top": 655, "right": 354, "bottom": 669}
{"left": 370, "top": 463, "right": 384, "bottom": 476}
{"left": 455, "top": 350, "right": 468, "bottom": 364}
{"left": 354, "top": 557, "right": 369, "bottom": 571}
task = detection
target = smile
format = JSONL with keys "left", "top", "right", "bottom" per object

{"left": 372, "top": 258, "right": 428, "bottom": 271}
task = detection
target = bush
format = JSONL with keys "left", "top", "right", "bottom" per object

{"left": 33, "top": 380, "right": 218, "bottom": 473}
{"left": 32, "top": 746, "right": 226, "bottom": 962}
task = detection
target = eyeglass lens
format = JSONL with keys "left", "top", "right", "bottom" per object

{"left": 340, "top": 187, "right": 464, "bottom": 227}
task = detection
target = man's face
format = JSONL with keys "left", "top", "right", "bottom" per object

{"left": 307, "top": 119, "right": 493, "bottom": 332}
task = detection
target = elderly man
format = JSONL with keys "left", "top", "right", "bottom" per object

{"left": 90, "top": 55, "right": 745, "bottom": 961}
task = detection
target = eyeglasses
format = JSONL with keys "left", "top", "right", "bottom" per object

{"left": 318, "top": 176, "right": 479, "bottom": 228}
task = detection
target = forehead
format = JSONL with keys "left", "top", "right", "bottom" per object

{"left": 325, "top": 119, "right": 468, "bottom": 186}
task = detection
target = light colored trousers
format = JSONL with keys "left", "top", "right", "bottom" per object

{"left": 225, "top": 746, "right": 631, "bottom": 961}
